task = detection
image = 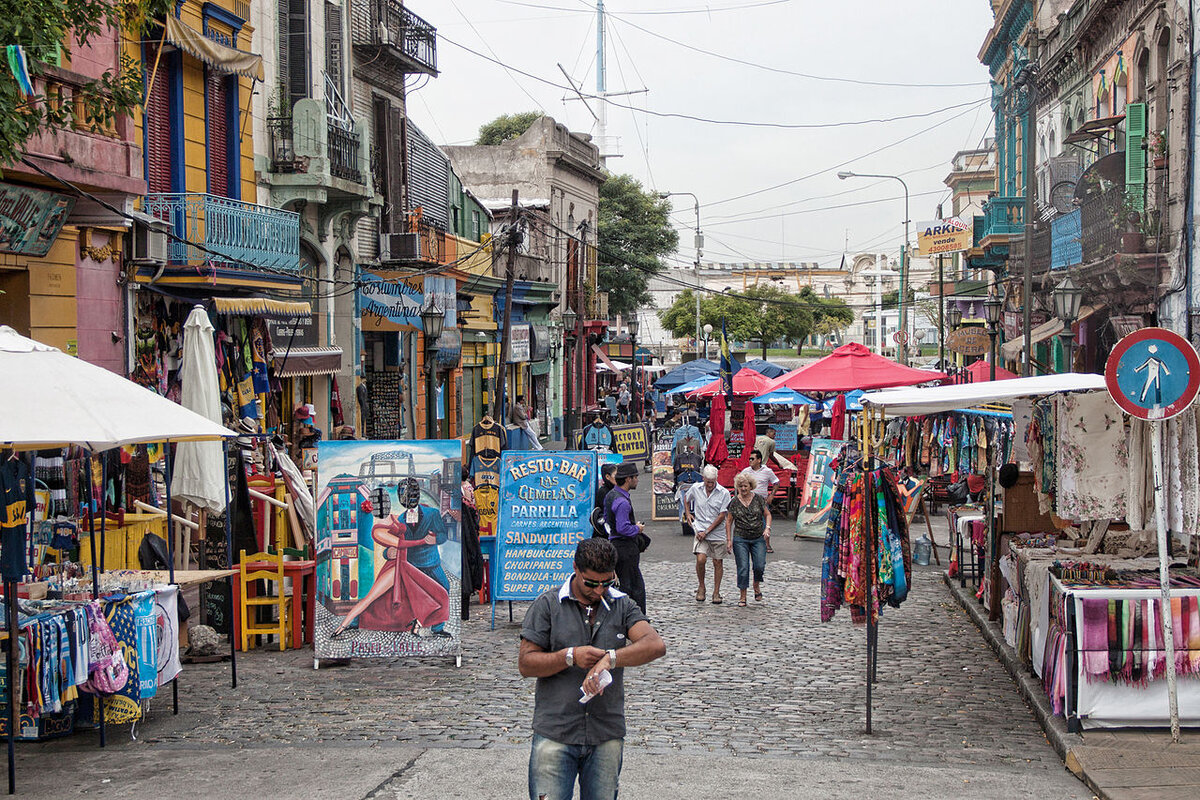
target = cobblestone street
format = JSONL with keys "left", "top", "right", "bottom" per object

{"left": 11, "top": 500, "right": 1090, "bottom": 798}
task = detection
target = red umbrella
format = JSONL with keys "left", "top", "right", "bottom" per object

{"left": 737, "top": 399, "right": 758, "bottom": 470}
{"left": 766, "top": 342, "right": 945, "bottom": 392}
{"left": 963, "top": 360, "right": 1018, "bottom": 382}
{"left": 689, "top": 369, "right": 773, "bottom": 398}
{"left": 705, "top": 394, "right": 728, "bottom": 466}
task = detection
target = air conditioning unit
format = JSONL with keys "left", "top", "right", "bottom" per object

{"left": 127, "top": 211, "right": 169, "bottom": 265}
{"left": 379, "top": 232, "right": 420, "bottom": 262}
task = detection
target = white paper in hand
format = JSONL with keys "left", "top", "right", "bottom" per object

{"left": 579, "top": 669, "right": 613, "bottom": 703}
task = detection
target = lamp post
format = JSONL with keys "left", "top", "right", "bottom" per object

{"left": 839, "top": 171, "right": 911, "bottom": 364}
{"left": 627, "top": 316, "right": 640, "bottom": 422}
{"left": 659, "top": 192, "right": 704, "bottom": 358}
{"left": 420, "top": 300, "right": 446, "bottom": 439}
{"left": 562, "top": 306, "right": 578, "bottom": 445}
{"left": 703, "top": 323, "right": 713, "bottom": 360}
{"left": 984, "top": 295, "right": 1002, "bottom": 383}
{"left": 1053, "top": 275, "right": 1084, "bottom": 373}
{"left": 859, "top": 267, "right": 897, "bottom": 356}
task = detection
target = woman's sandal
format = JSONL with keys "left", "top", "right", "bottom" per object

{"left": 754, "top": 592, "right": 764, "bottom": 602}
{"left": 737, "top": 599, "right": 747, "bottom": 607}
{"left": 695, "top": 588, "right": 705, "bottom": 602}
{"left": 711, "top": 595, "right": 723, "bottom": 605}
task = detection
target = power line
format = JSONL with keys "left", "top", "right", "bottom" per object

{"left": 438, "top": 33, "right": 987, "bottom": 130}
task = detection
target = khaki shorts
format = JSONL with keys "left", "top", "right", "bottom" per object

{"left": 693, "top": 537, "right": 729, "bottom": 560}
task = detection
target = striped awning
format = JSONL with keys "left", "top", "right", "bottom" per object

{"left": 212, "top": 297, "right": 311, "bottom": 320}
{"left": 274, "top": 346, "right": 342, "bottom": 378}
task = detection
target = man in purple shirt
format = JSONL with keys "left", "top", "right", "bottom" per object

{"left": 604, "top": 462, "right": 646, "bottom": 613}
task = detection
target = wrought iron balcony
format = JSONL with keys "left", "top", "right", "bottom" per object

{"left": 980, "top": 196, "right": 1025, "bottom": 239}
{"left": 1080, "top": 186, "right": 1123, "bottom": 263}
{"left": 265, "top": 99, "right": 368, "bottom": 188}
{"left": 355, "top": 0, "right": 437, "bottom": 76}
{"left": 143, "top": 193, "right": 301, "bottom": 273}
{"left": 327, "top": 123, "right": 362, "bottom": 182}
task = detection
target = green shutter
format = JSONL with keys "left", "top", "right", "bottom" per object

{"left": 1126, "top": 101, "right": 1147, "bottom": 213}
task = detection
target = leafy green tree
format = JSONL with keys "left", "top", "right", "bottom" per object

{"left": 476, "top": 112, "right": 542, "bottom": 145}
{"left": 598, "top": 174, "right": 678, "bottom": 318}
{"left": 0, "top": 0, "right": 167, "bottom": 167}
{"left": 659, "top": 284, "right": 855, "bottom": 357}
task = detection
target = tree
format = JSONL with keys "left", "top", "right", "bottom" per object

{"left": 476, "top": 112, "right": 542, "bottom": 145}
{"left": 658, "top": 284, "right": 855, "bottom": 358}
{"left": 598, "top": 174, "right": 678, "bottom": 318}
{"left": 0, "top": 0, "right": 166, "bottom": 167}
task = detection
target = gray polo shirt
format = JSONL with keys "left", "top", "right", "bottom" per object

{"left": 520, "top": 577, "right": 649, "bottom": 745}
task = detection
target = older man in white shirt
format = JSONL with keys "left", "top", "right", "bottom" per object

{"left": 684, "top": 466, "right": 731, "bottom": 604}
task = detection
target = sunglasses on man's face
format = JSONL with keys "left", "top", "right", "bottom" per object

{"left": 579, "top": 576, "right": 618, "bottom": 589}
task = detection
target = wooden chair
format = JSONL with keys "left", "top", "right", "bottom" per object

{"left": 238, "top": 549, "right": 292, "bottom": 651}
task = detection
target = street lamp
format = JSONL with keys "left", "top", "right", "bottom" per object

{"left": 839, "top": 170, "right": 911, "bottom": 365}
{"left": 627, "top": 317, "right": 640, "bottom": 422}
{"left": 420, "top": 300, "right": 445, "bottom": 439}
{"left": 660, "top": 191, "right": 704, "bottom": 358}
{"left": 562, "top": 307, "right": 578, "bottom": 441}
{"left": 947, "top": 305, "right": 963, "bottom": 329}
{"left": 984, "top": 294, "right": 1002, "bottom": 383}
{"left": 1053, "top": 276, "right": 1084, "bottom": 373}
{"left": 703, "top": 323, "right": 713, "bottom": 359}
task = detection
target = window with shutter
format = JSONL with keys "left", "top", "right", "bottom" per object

{"left": 277, "top": 0, "right": 290, "bottom": 107}
{"left": 388, "top": 106, "right": 407, "bottom": 231}
{"left": 325, "top": 2, "right": 344, "bottom": 91}
{"left": 1125, "top": 101, "right": 1147, "bottom": 213}
{"left": 287, "top": 0, "right": 310, "bottom": 105}
{"left": 145, "top": 63, "right": 173, "bottom": 193}
{"left": 207, "top": 70, "right": 231, "bottom": 198}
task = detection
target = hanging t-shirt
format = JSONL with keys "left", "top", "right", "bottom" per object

{"left": 0, "top": 458, "right": 30, "bottom": 580}
{"left": 470, "top": 419, "right": 508, "bottom": 462}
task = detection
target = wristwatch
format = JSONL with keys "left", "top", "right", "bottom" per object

{"left": 607, "top": 648, "right": 617, "bottom": 668}
{"left": 565, "top": 647, "right": 575, "bottom": 667}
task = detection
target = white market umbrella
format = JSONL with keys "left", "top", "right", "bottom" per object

{"left": 170, "top": 306, "right": 228, "bottom": 511}
{"left": 0, "top": 325, "right": 234, "bottom": 450}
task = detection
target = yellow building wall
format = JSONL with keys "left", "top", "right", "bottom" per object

{"left": 0, "top": 229, "right": 79, "bottom": 352}
{"left": 131, "top": 2, "right": 256, "bottom": 200}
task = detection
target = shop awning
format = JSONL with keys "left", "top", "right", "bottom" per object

{"left": 592, "top": 344, "right": 624, "bottom": 373}
{"left": 164, "top": 15, "right": 264, "bottom": 80}
{"left": 861, "top": 373, "right": 1107, "bottom": 417}
{"left": 212, "top": 297, "right": 312, "bottom": 320}
{"left": 274, "top": 346, "right": 342, "bottom": 377}
{"left": 597, "top": 359, "right": 632, "bottom": 372}
{"left": 1000, "top": 306, "right": 1103, "bottom": 360}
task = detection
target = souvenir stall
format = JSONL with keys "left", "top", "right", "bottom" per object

{"left": 0, "top": 327, "right": 235, "bottom": 794}
{"left": 861, "top": 372, "right": 1200, "bottom": 732}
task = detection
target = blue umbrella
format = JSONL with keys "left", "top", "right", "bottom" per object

{"left": 669, "top": 376, "right": 718, "bottom": 396}
{"left": 821, "top": 389, "right": 865, "bottom": 412}
{"left": 656, "top": 358, "right": 732, "bottom": 391}
{"left": 742, "top": 359, "right": 789, "bottom": 379}
{"left": 751, "top": 387, "right": 816, "bottom": 405}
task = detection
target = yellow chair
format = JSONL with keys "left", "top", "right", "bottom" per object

{"left": 238, "top": 549, "right": 292, "bottom": 652}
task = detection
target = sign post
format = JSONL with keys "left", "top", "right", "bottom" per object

{"left": 1105, "top": 326, "right": 1200, "bottom": 742}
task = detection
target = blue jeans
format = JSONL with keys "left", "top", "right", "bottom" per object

{"left": 732, "top": 537, "right": 766, "bottom": 590}
{"left": 528, "top": 733, "right": 623, "bottom": 800}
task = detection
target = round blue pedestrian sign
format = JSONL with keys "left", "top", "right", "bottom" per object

{"left": 1105, "top": 327, "right": 1200, "bottom": 421}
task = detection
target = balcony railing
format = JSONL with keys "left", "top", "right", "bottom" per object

{"left": 980, "top": 196, "right": 1025, "bottom": 238}
{"left": 1050, "top": 209, "right": 1082, "bottom": 269}
{"left": 266, "top": 100, "right": 367, "bottom": 187}
{"left": 359, "top": 0, "right": 437, "bottom": 75}
{"left": 1080, "top": 186, "right": 1123, "bottom": 263}
{"left": 144, "top": 193, "right": 301, "bottom": 273}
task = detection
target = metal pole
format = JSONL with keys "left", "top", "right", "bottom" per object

{"left": 900, "top": 182, "right": 910, "bottom": 365}
{"left": 223, "top": 441, "right": 237, "bottom": 689}
{"left": 1022, "top": 36, "right": 1038, "bottom": 377}
{"left": 1150, "top": 421, "right": 1181, "bottom": 741}
{"left": 99, "top": 457, "right": 107, "bottom": 572}
{"left": 162, "top": 442, "right": 178, "bottom": 715}
{"left": 937, "top": 204, "right": 946, "bottom": 370}
{"left": 5, "top": 580, "right": 16, "bottom": 794}
{"left": 694, "top": 199, "right": 702, "bottom": 359}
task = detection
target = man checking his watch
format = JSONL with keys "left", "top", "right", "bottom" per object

{"left": 519, "top": 538, "right": 666, "bottom": 800}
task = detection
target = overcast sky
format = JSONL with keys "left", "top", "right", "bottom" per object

{"left": 408, "top": 0, "right": 996, "bottom": 271}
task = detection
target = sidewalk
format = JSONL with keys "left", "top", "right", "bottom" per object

{"left": 945, "top": 572, "right": 1200, "bottom": 800}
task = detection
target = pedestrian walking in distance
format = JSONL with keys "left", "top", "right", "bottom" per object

{"left": 684, "top": 465, "right": 730, "bottom": 604}
{"left": 727, "top": 472, "right": 771, "bottom": 607}
{"left": 738, "top": 449, "right": 779, "bottom": 552}
{"left": 519, "top": 538, "right": 666, "bottom": 800}
{"left": 605, "top": 462, "right": 646, "bottom": 613}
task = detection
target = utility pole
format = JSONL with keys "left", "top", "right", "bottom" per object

{"left": 1021, "top": 32, "right": 1038, "bottom": 376}
{"left": 495, "top": 190, "right": 519, "bottom": 422}
{"left": 937, "top": 203, "right": 946, "bottom": 369}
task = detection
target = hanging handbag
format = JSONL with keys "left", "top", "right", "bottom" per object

{"left": 636, "top": 531, "right": 652, "bottom": 553}
{"left": 80, "top": 601, "right": 128, "bottom": 695}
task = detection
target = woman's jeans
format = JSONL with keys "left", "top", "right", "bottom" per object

{"left": 732, "top": 536, "right": 766, "bottom": 590}
{"left": 529, "top": 733, "right": 624, "bottom": 800}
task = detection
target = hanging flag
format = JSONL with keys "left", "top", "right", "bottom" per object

{"left": 719, "top": 318, "right": 733, "bottom": 407}
{"left": 6, "top": 46, "right": 34, "bottom": 97}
